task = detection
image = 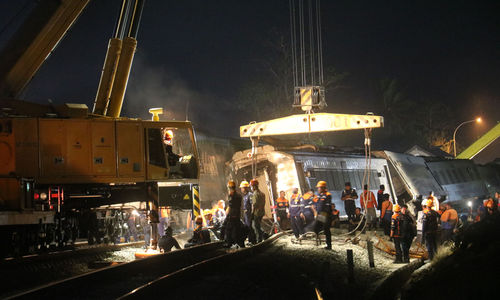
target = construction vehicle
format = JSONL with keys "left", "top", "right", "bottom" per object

{"left": 0, "top": 0, "right": 199, "bottom": 257}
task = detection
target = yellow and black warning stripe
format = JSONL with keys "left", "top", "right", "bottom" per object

{"left": 192, "top": 185, "right": 200, "bottom": 218}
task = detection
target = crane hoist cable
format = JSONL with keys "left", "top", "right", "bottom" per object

{"left": 289, "top": 0, "right": 325, "bottom": 88}
{"left": 298, "top": 0, "right": 306, "bottom": 86}
{"left": 308, "top": 0, "right": 315, "bottom": 85}
{"left": 316, "top": 0, "right": 324, "bottom": 84}
{"left": 289, "top": 0, "right": 298, "bottom": 87}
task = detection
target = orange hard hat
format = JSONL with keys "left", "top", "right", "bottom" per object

{"left": 393, "top": 204, "right": 401, "bottom": 212}
{"left": 239, "top": 180, "right": 250, "bottom": 188}
{"left": 227, "top": 180, "right": 236, "bottom": 188}
{"left": 485, "top": 199, "right": 495, "bottom": 209}
{"left": 316, "top": 181, "right": 327, "bottom": 188}
{"left": 250, "top": 179, "right": 259, "bottom": 186}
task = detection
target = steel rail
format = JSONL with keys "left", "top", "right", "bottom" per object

{"left": 6, "top": 241, "right": 225, "bottom": 300}
{"left": 118, "top": 233, "right": 285, "bottom": 299}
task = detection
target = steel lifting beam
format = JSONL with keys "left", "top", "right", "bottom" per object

{"left": 240, "top": 113, "right": 383, "bottom": 138}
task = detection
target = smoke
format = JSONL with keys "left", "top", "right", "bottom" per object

{"left": 123, "top": 55, "right": 202, "bottom": 122}
{"left": 123, "top": 54, "right": 244, "bottom": 137}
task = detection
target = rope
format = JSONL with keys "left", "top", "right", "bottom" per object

{"left": 335, "top": 128, "right": 372, "bottom": 238}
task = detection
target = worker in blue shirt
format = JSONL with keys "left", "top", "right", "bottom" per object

{"left": 288, "top": 188, "right": 304, "bottom": 238}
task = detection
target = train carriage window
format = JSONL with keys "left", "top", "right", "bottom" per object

{"left": 333, "top": 170, "right": 343, "bottom": 190}
{"left": 370, "top": 170, "right": 380, "bottom": 189}
{"left": 446, "top": 170, "right": 455, "bottom": 183}
{"left": 341, "top": 169, "right": 350, "bottom": 187}
{"left": 353, "top": 170, "right": 363, "bottom": 190}
{"left": 434, "top": 171, "right": 443, "bottom": 185}
{"left": 441, "top": 170, "right": 450, "bottom": 185}
{"left": 452, "top": 169, "right": 463, "bottom": 183}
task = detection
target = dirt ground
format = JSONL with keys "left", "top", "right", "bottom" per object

{"left": 165, "top": 230, "right": 410, "bottom": 300}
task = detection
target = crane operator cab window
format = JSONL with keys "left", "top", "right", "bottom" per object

{"left": 146, "top": 126, "right": 198, "bottom": 180}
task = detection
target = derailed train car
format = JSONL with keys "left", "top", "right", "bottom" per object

{"left": 228, "top": 145, "right": 397, "bottom": 219}
{"left": 375, "top": 150, "right": 500, "bottom": 211}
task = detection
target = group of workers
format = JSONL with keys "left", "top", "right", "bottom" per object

{"left": 160, "top": 175, "right": 500, "bottom": 262}
{"left": 275, "top": 182, "right": 394, "bottom": 238}
{"left": 223, "top": 179, "right": 266, "bottom": 248}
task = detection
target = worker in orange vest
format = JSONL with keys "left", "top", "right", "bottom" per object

{"left": 484, "top": 198, "right": 499, "bottom": 219}
{"left": 380, "top": 194, "right": 393, "bottom": 236}
{"left": 440, "top": 203, "right": 458, "bottom": 243}
{"left": 390, "top": 204, "right": 404, "bottom": 263}
{"left": 360, "top": 184, "right": 378, "bottom": 230}
{"left": 276, "top": 190, "right": 289, "bottom": 230}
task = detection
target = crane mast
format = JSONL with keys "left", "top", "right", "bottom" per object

{"left": 0, "top": 0, "right": 90, "bottom": 98}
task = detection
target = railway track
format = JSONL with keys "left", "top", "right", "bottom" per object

{"left": 1, "top": 241, "right": 144, "bottom": 266}
{"left": 119, "top": 233, "right": 284, "bottom": 299}
{"left": 1, "top": 241, "right": 146, "bottom": 299}
{"left": 7, "top": 234, "right": 283, "bottom": 300}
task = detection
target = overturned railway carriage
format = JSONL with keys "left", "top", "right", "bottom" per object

{"left": 376, "top": 151, "right": 499, "bottom": 210}
{"left": 0, "top": 105, "right": 199, "bottom": 256}
{"left": 229, "top": 145, "right": 396, "bottom": 219}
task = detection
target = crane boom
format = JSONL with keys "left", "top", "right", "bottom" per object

{"left": 0, "top": 0, "right": 90, "bottom": 98}
{"left": 456, "top": 122, "right": 500, "bottom": 159}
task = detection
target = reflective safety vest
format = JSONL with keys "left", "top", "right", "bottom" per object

{"left": 360, "top": 191, "right": 377, "bottom": 209}
{"left": 391, "top": 212, "right": 403, "bottom": 238}
{"left": 289, "top": 195, "right": 303, "bottom": 217}
{"left": 316, "top": 192, "right": 332, "bottom": 214}
{"left": 276, "top": 197, "right": 289, "bottom": 210}
{"left": 301, "top": 193, "right": 314, "bottom": 214}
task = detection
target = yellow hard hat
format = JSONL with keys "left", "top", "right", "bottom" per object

{"left": 203, "top": 209, "right": 212, "bottom": 216}
{"left": 227, "top": 180, "right": 236, "bottom": 188}
{"left": 239, "top": 180, "right": 250, "bottom": 188}
{"left": 316, "top": 181, "right": 327, "bottom": 188}
{"left": 393, "top": 204, "right": 401, "bottom": 212}
{"left": 425, "top": 199, "right": 434, "bottom": 208}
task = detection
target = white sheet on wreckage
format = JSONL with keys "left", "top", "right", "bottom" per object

{"left": 384, "top": 151, "right": 445, "bottom": 198}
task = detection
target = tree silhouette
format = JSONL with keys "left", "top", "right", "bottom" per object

{"left": 378, "top": 78, "right": 415, "bottom": 136}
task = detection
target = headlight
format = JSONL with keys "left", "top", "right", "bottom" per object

{"left": 40, "top": 192, "right": 47, "bottom": 200}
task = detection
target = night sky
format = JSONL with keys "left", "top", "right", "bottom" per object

{"left": 1, "top": 0, "right": 499, "bottom": 162}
